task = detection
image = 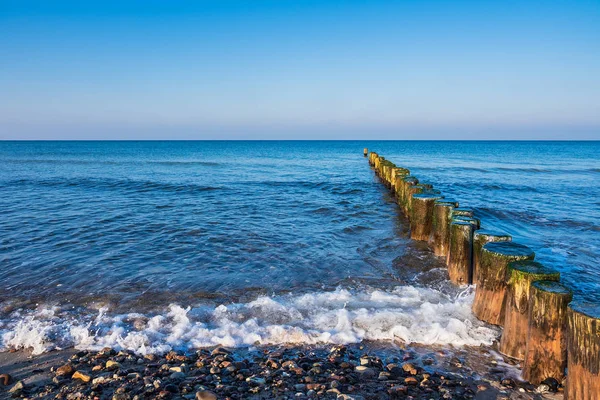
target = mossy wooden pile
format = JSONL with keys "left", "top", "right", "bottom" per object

{"left": 500, "top": 261, "right": 560, "bottom": 360}
{"left": 523, "top": 281, "right": 572, "bottom": 385}
{"left": 364, "top": 149, "right": 594, "bottom": 394}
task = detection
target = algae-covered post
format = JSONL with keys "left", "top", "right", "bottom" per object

{"left": 523, "top": 281, "right": 572, "bottom": 385}
{"left": 364, "top": 148, "right": 368, "bottom": 157}
{"left": 566, "top": 303, "right": 600, "bottom": 399}
{"left": 446, "top": 220, "right": 474, "bottom": 285}
{"left": 430, "top": 199, "right": 459, "bottom": 256}
{"left": 472, "top": 231, "right": 512, "bottom": 285}
{"left": 404, "top": 184, "right": 426, "bottom": 215}
{"left": 410, "top": 193, "right": 444, "bottom": 241}
{"left": 499, "top": 261, "right": 560, "bottom": 360}
{"left": 472, "top": 241, "right": 535, "bottom": 325}
{"left": 398, "top": 176, "right": 418, "bottom": 212}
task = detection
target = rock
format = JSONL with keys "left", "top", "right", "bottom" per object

{"left": 196, "top": 391, "right": 217, "bottom": 400}
{"left": 92, "top": 365, "right": 103, "bottom": 372}
{"left": 211, "top": 347, "right": 230, "bottom": 356}
{"left": 354, "top": 366, "right": 375, "bottom": 379}
{"left": 401, "top": 362, "right": 418, "bottom": 375}
{"left": 8, "top": 380, "right": 24, "bottom": 394}
{"left": 378, "top": 371, "right": 391, "bottom": 381}
{"left": 106, "top": 360, "right": 121, "bottom": 370}
{"left": 388, "top": 385, "right": 408, "bottom": 395}
{"left": 535, "top": 384, "right": 550, "bottom": 394}
{"left": 92, "top": 376, "right": 108, "bottom": 385}
{"left": 0, "top": 373, "right": 11, "bottom": 386}
{"left": 359, "top": 357, "right": 370, "bottom": 366}
{"left": 72, "top": 371, "right": 91, "bottom": 383}
{"left": 541, "top": 377, "right": 559, "bottom": 392}
{"left": 170, "top": 371, "right": 186, "bottom": 380}
{"left": 405, "top": 376, "right": 419, "bottom": 386}
{"left": 56, "top": 364, "right": 75, "bottom": 377}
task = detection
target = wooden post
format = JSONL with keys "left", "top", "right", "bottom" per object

{"left": 398, "top": 176, "right": 418, "bottom": 211}
{"left": 453, "top": 208, "right": 474, "bottom": 217}
{"left": 430, "top": 199, "right": 459, "bottom": 257}
{"left": 404, "top": 184, "right": 427, "bottom": 215}
{"left": 499, "top": 261, "right": 560, "bottom": 360}
{"left": 410, "top": 193, "right": 444, "bottom": 241}
{"left": 522, "top": 281, "right": 572, "bottom": 385}
{"left": 391, "top": 167, "right": 410, "bottom": 193}
{"left": 566, "top": 303, "right": 600, "bottom": 399}
{"left": 472, "top": 241, "right": 535, "bottom": 325}
{"left": 363, "top": 148, "right": 368, "bottom": 157}
{"left": 446, "top": 221, "right": 474, "bottom": 285}
{"left": 473, "top": 230, "right": 512, "bottom": 285}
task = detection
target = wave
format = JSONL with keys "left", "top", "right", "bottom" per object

{"left": 4, "top": 177, "right": 224, "bottom": 194}
{"left": 0, "top": 286, "right": 498, "bottom": 356}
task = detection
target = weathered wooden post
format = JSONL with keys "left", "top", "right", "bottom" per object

{"left": 499, "top": 261, "right": 560, "bottom": 360}
{"left": 446, "top": 220, "right": 475, "bottom": 285}
{"left": 364, "top": 148, "right": 368, "bottom": 157}
{"left": 391, "top": 167, "right": 410, "bottom": 193}
{"left": 522, "top": 281, "right": 573, "bottom": 385}
{"left": 405, "top": 184, "right": 431, "bottom": 216}
{"left": 410, "top": 193, "right": 444, "bottom": 241}
{"left": 566, "top": 303, "right": 600, "bottom": 399}
{"left": 430, "top": 199, "right": 459, "bottom": 256}
{"left": 398, "top": 176, "right": 418, "bottom": 211}
{"left": 472, "top": 230, "right": 512, "bottom": 285}
{"left": 472, "top": 241, "right": 535, "bottom": 325}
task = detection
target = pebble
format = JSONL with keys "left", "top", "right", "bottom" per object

{"left": 72, "top": 371, "right": 91, "bottom": 383}
{"left": 56, "top": 363, "right": 75, "bottom": 377}
{"left": 196, "top": 390, "right": 217, "bottom": 400}
{"left": 1, "top": 343, "right": 542, "bottom": 399}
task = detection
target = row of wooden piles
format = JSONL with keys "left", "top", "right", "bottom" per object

{"left": 365, "top": 149, "right": 599, "bottom": 399}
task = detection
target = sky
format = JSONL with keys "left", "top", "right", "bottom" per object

{"left": 1, "top": 0, "right": 599, "bottom": 140}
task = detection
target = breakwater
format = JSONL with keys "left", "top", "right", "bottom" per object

{"left": 367, "top": 150, "right": 599, "bottom": 399}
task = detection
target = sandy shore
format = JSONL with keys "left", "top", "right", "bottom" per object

{"left": 0, "top": 342, "right": 564, "bottom": 399}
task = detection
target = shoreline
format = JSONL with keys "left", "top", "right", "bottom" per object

{"left": 0, "top": 342, "right": 562, "bottom": 399}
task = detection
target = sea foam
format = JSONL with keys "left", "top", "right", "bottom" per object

{"left": 0, "top": 285, "right": 498, "bottom": 355}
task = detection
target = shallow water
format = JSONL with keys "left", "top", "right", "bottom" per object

{"left": 0, "top": 140, "right": 597, "bottom": 354}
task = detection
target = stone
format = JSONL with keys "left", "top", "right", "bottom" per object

{"left": 354, "top": 366, "right": 375, "bottom": 379}
{"left": 401, "top": 362, "right": 418, "bottom": 375}
{"left": 195, "top": 390, "right": 217, "bottom": 400}
{"left": 72, "top": 371, "right": 91, "bottom": 383}
{"left": 0, "top": 373, "right": 10, "bottom": 386}
{"left": 8, "top": 380, "right": 24, "bottom": 394}
{"left": 106, "top": 360, "right": 120, "bottom": 370}
{"left": 405, "top": 377, "right": 419, "bottom": 386}
{"left": 56, "top": 364, "right": 75, "bottom": 376}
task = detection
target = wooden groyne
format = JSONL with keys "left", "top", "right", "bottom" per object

{"left": 366, "top": 150, "right": 597, "bottom": 397}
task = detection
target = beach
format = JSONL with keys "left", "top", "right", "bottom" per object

{"left": 0, "top": 141, "right": 598, "bottom": 398}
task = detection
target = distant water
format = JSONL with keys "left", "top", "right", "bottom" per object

{"left": 0, "top": 141, "right": 597, "bottom": 355}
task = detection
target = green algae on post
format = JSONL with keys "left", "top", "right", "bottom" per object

{"left": 566, "top": 302, "right": 600, "bottom": 399}
{"left": 523, "top": 280, "right": 572, "bottom": 385}
{"left": 499, "top": 261, "right": 560, "bottom": 360}
{"left": 472, "top": 230, "right": 512, "bottom": 285}
{"left": 446, "top": 221, "right": 474, "bottom": 285}
{"left": 472, "top": 241, "right": 535, "bottom": 325}
{"left": 430, "top": 199, "right": 459, "bottom": 257}
{"left": 398, "top": 176, "right": 419, "bottom": 211}
{"left": 410, "top": 193, "right": 445, "bottom": 241}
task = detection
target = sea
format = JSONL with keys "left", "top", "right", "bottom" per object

{"left": 0, "top": 140, "right": 598, "bottom": 355}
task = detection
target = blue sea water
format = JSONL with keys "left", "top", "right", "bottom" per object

{"left": 0, "top": 140, "right": 598, "bottom": 354}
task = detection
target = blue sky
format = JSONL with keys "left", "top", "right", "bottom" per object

{"left": 1, "top": 0, "right": 599, "bottom": 139}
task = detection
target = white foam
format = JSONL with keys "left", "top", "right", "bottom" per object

{"left": 0, "top": 285, "right": 499, "bottom": 355}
